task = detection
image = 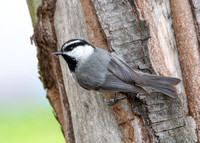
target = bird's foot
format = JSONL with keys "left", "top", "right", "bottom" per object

{"left": 106, "top": 96, "right": 126, "bottom": 106}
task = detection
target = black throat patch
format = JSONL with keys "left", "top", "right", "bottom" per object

{"left": 62, "top": 55, "right": 77, "bottom": 72}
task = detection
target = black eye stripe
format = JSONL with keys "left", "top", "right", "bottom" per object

{"left": 64, "top": 43, "right": 84, "bottom": 52}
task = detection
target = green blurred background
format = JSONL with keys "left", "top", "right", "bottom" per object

{"left": 0, "top": 1, "right": 65, "bottom": 143}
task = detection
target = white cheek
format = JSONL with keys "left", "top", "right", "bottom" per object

{"left": 66, "top": 47, "right": 84, "bottom": 59}
{"left": 66, "top": 45, "right": 94, "bottom": 60}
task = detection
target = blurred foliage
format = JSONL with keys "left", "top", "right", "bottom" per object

{"left": 0, "top": 107, "right": 65, "bottom": 143}
{"left": 26, "top": 0, "right": 42, "bottom": 28}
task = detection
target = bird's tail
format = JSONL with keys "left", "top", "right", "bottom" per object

{"left": 138, "top": 74, "right": 181, "bottom": 98}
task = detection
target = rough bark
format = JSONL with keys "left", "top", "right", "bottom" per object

{"left": 92, "top": 0, "right": 197, "bottom": 142}
{"left": 27, "top": 0, "right": 75, "bottom": 142}
{"left": 170, "top": 0, "right": 200, "bottom": 141}
{"left": 27, "top": 0, "right": 199, "bottom": 142}
{"left": 190, "top": 0, "right": 200, "bottom": 45}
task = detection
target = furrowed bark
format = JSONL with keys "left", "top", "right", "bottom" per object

{"left": 136, "top": 0, "right": 197, "bottom": 142}
{"left": 92, "top": 0, "right": 197, "bottom": 142}
{"left": 170, "top": 0, "right": 200, "bottom": 141}
{"left": 190, "top": 0, "right": 200, "bottom": 45}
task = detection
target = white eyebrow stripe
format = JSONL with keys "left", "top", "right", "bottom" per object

{"left": 63, "top": 40, "right": 81, "bottom": 48}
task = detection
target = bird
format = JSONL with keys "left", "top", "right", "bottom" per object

{"left": 53, "top": 39, "right": 181, "bottom": 104}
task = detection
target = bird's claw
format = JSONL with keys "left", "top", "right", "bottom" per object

{"left": 105, "top": 96, "right": 126, "bottom": 106}
{"left": 106, "top": 99, "right": 116, "bottom": 106}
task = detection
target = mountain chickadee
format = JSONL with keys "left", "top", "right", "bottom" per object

{"left": 53, "top": 39, "right": 181, "bottom": 103}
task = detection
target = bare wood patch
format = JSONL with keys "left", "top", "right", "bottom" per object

{"left": 80, "top": 0, "right": 108, "bottom": 51}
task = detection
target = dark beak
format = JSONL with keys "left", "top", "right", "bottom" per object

{"left": 53, "top": 51, "right": 63, "bottom": 56}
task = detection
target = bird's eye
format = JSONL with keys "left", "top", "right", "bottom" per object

{"left": 63, "top": 46, "right": 74, "bottom": 52}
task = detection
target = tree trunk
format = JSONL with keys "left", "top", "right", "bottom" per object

{"left": 27, "top": 0, "right": 199, "bottom": 142}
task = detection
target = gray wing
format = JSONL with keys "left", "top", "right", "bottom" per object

{"left": 98, "top": 71, "right": 147, "bottom": 93}
{"left": 98, "top": 54, "right": 147, "bottom": 93}
{"left": 76, "top": 73, "right": 104, "bottom": 90}
{"left": 107, "top": 54, "right": 142, "bottom": 85}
